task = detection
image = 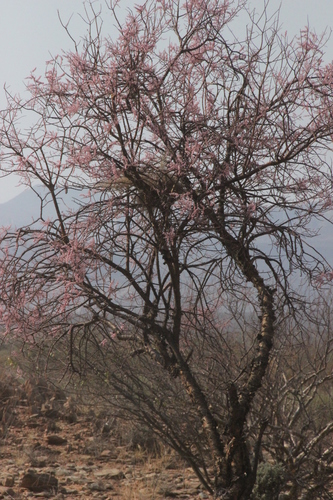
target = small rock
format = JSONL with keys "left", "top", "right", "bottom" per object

{"left": 33, "top": 492, "right": 53, "bottom": 498}
{"left": 62, "top": 488, "right": 79, "bottom": 495}
{"left": 94, "top": 468, "right": 125, "bottom": 480}
{"left": 99, "top": 449, "right": 117, "bottom": 459}
{"left": 47, "top": 435, "right": 67, "bottom": 446}
{"left": 47, "top": 421, "right": 60, "bottom": 433}
{"left": 54, "top": 493, "right": 66, "bottom": 499}
{"left": 88, "top": 481, "right": 106, "bottom": 492}
{"left": 65, "top": 412, "right": 77, "bottom": 424}
{"left": 0, "top": 486, "right": 16, "bottom": 497}
{"left": 20, "top": 471, "right": 58, "bottom": 492}
{"left": 35, "top": 458, "right": 47, "bottom": 468}
{"left": 4, "top": 476, "right": 14, "bottom": 487}
{"left": 55, "top": 468, "right": 72, "bottom": 477}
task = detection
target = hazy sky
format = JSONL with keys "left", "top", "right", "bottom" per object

{"left": 0, "top": 0, "right": 333, "bottom": 202}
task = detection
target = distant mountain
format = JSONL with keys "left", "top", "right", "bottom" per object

{"left": 307, "top": 217, "right": 333, "bottom": 266}
{"left": 1, "top": 185, "right": 333, "bottom": 266}
{"left": 0, "top": 185, "right": 81, "bottom": 228}
{"left": 0, "top": 187, "right": 45, "bottom": 227}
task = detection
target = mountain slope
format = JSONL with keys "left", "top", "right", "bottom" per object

{"left": 1, "top": 186, "right": 332, "bottom": 266}
{"left": 0, "top": 186, "right": 80, "bottom": 228}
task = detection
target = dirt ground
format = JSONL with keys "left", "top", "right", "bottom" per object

{"left": 0, "top": 374, "right": 211, "bottom": 499}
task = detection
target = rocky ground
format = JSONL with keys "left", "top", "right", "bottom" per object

{"left": 0, "top": 374, "right": 210, "bottom": 499}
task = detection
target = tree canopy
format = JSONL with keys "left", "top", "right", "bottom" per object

{"left": 1, "top": 1, "right": 333, "bottom": 498}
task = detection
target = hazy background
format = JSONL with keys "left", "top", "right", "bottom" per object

{"left": 0, "top": 0, "right": 333, "bottom": 203}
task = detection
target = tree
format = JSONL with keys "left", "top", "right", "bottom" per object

{"left": 1, "top": 0, "right": 333, "bottom": 497}
{"left": 254, "top": 295, "right": 333, "bottom": 499}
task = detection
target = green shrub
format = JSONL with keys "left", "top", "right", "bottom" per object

{"left": 251, "top": 462, "right": 286, "bottom": 500}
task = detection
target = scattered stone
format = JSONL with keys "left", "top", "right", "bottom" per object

{"left": 0, "top": 378, "right": 201, "bottom": 499}
{"left": 34, "top": 458, "right": 47, "bottom": 468}
{"left": 94, "top": 468, "right": 125, "bottom": 480}
{"left": 47, "top": 420, "right": 61, "bottom": 433}
{"left": 54, "top": 493, "right": 67, "bottom": 500}
{"left": 55, "top": 467, "right": 73, "bottom": 477}
{"left": 47, "top": 435, "right": 67, "bottom": 446}
{"left": 33, "top": 492, "right": 54, "bottom": 498}
{"left": 64, "top": 412, "right": 77, "bottom": 424}
{"left": 4, "top": 476, "right": 14, "bottom": 487}
{"left": 88, "top": 481, "right": 107, "bottom": 492}
{"left": 0, "top": 486, "right": 15, "bottom": 497}
{"left": 20, "top": 471, "right": 58, "bottom": 492}
{"left": 27, "top": 420, "right": 40, "bottom": 429}
{"left": 99, "top": 449, "right": 117, "bottom": 459}
{"left": 66, "top": 464, "right": 77, "bottom": 471}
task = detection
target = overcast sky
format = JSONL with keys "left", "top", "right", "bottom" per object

{"left": 0, "top": 0, "right": 333, "bottom": 203}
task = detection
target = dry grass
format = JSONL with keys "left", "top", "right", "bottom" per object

{"left": 0, "top": 356, "right": 208, "bottom": 499}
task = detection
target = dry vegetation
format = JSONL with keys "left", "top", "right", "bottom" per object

{"left": 0, "top": 348, "right": 209, "bottom": 499}
{"left": 2, "top": 0, "right": 333, "bottom": 496}
{"left": 2, "top": 304, "right": 333, "bottom": 500}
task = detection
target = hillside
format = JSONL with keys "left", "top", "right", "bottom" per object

{"left": 1, "top": 186, "right": 332, "bottom": 266}
{"left": 0, "top": 186, "right": 81, "bottom": 228}
{"left": 0, "top": 366, "right": 206, "bottom": 499}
